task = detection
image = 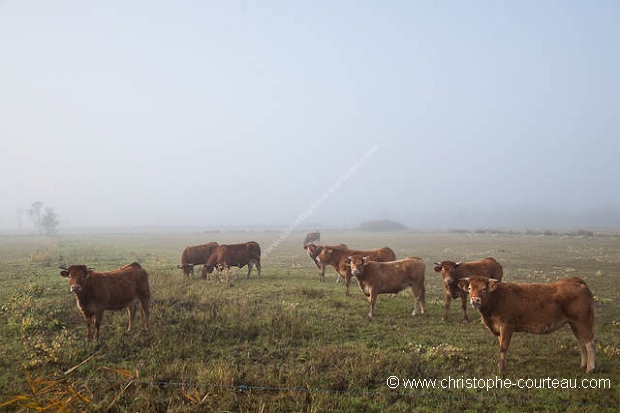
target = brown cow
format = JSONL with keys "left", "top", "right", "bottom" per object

{"left": 60, "top": 262, "right": 150, "bottom": 341}
{"left": 433, "top": 258, "right": 503, "bottom": 322}
{"left": 315, "top": 245, "right": 396, "bottom": 294}
{"left": 177, "top": 242, "right": 219, "bottom": 276}
{"left": 201, "top": 241, "right": 261, "bottom": 280}
{"left": 303, "top": 243, "right": 348, "bottom": 279}
{"left": 348, "top": 256, "right": 426, "bottom": 319}
{"left": 458, "top": 276, "right": 595, "bottom": 373}
{"left": 303, "top": 231, "right": 320, "bottom": 247}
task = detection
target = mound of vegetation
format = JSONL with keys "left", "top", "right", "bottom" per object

{"left": 357, "top": 219, "right": 407, "bottom": 232}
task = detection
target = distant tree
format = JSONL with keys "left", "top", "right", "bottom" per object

{"left": 40, "top": 207, "right": 60, "bottom": 236}
{"left": 358, "top": 219, "right": 408, "bottom": 232}
{"left": 28, "top": 201, "right": 44, "bottom": 235}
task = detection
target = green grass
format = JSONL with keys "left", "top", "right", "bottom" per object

{"left": 0, "top": 230, "right": 619, "bottom": 411}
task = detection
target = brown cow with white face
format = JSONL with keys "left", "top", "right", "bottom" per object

{"left": 434, "top": 258, "right": 503, "bottom": 323}
{"left": 60, "top": 262, "right": 150, "bottom": 341}
{"left": 315, "top": 245, "right": 396, "bottom": 294}
{"left": 459, "top": 275, "right": 595, "bottom": 373}
{"left": 201, "top": 241, "right": 261, "bottom": 280}
{"left": 177, "top": 242, "right": 219, "bottom": 276}
{"left": 348, "top": 255, "right": 426, "bottom": 319}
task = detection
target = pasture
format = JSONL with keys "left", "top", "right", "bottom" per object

{"left": 0, "top": 230, "right": 619, "bottom": 411}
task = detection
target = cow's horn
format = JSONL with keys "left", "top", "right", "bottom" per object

{"left": 455, "top": 262, "right": 462, "bottom": 266}
{"left": 488, "top": 278, "right": 500, "bottom": 282}
{"left": 58, "top": 265, "right": 68, "bottom": 270}
{"left": 434, "top": 262, "right": 441, "bottom": 266}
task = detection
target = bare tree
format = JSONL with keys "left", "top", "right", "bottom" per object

{"left": 40, "top": 207, "right": 60, "bottom": 236}
{"left": 28, "top": 201, "right": 43, "bottom": 235}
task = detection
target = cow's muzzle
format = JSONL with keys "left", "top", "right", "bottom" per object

{"left": 70, "top": 285, "right": 82, "bottom": 294}
{"left": 351, "top": 268, "right": 360, "bottom": 276}
{"left": 470, "top": 297, "right": 482, "bottom": 308}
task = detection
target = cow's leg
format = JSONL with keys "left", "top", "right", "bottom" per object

{"left": 569, "top": 322, "right": 595, "bottom": 373}
{"left": 93, "top": 309, "right": 104, "bottom": 342}
{"left": 246, "top": 261, "right": 253, "bottom": 278}
{"left": 140, "top": 296, "right": 150, "bottom": 330}
{"left": 368, "top": 294, "right": 377, "bottom": 319}
{"left": 442, "top": 293, "right": 452, "bottom": 320}
{"left": 585, "top": 340, "right": 596, "bottom": 373}
{"left": 256, "top": 259, "right": 261, "bottom": 278}
{"left": 127, "top": 300, "right": 137, "bottom": 332}
{"left": 412, "top": 286, "right": 426, "bottom": 315}
{"left": 344, "top": 273, "right": 351, "bottom": 296}
{"left": 319, "top": 265, "right": 325, "bottom": 283}
{"left": 459, "top": 292, "right": 469, "bottom": 323}
{"left": 224, "top": 265, "right": 230, "bottom": 284}
{"left": 497, "top": 326, "right": 513, "bottom": 372}
{"left": 83, "top": 314, "right": 94, "bottom": 341}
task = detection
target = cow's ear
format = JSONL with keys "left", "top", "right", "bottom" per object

{"left": 457, "top": 279, "right": 469, "bottom": 291}
{"left": 433, "top": 265, "right": 442, "bottom": 273}
{"left": 488, "top": 279, "right": 500, "bottom": 291}
{"left": 60, "top": 270, "right": 69, "bottom": 277}
{"left": 362, "top": 256, "right": 370, "bottom": 263}
{"left": 86, "top": 268, "right": 94, "bottom": 278}
{"left": 344, "top": 256, "right": 352, "bottom": 266}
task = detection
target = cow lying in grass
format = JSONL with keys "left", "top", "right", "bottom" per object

{"left": 458, "top": 276, "right": 595, "bottom": 373}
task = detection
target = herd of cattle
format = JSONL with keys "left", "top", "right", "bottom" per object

{"left": 58, "top": 233, "right": 596, "bottom": 374}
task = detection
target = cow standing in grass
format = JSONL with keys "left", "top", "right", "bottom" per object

{"left": 315, "top": 245, "right": 396, "bottom": 294}
{"left": 303, "top": 231, "right": 320, "bottom": 247}
{"left": 177, "top": 242, "right": 219, "bottom": 277}
{"left": 60, "top": 262, "right": 150, "bottom": 341}
{"left": 201, "top": 241, "right": 261, "bottom": 280}
{"left": 459, "top": 275, "right": 595, "bottom": 373}
{"left": 347, "top": 255, "right": 426, "bottom": 319}
{"left": 434, "top": 258, "right": 503, "bottom": 323}
{"left": 303, "top": 243, "right": 348, "bottom": 280}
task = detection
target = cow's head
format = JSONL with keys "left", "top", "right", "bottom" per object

{"left": 458, "top": 276, "right": 500, "bottom": 309}
{"left": 304, "top": 244, "right": 322, "bottom": 259}
{"left": 315, "top": 247, "right": 333, "bottom": 263}
{"left": 59, "top": 265, "right": 93, "bottom": 294}
{"left": 201, "top": 264, "right": 216, "bottom": 279}
{"left": 346, "top": 255, "right": 369, "bottom": 277}
{"left": 177, "top": 263, "right": 194, "bottom": 276}
{"left": 434, "top": 260, "right": 463, "bottom": 298}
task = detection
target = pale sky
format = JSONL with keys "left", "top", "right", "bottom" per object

{"left": 1, "top": 1, "right": 619, "bottom": 232}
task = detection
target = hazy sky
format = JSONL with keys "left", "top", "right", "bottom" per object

{"left": 1, "top": 1, "right": 619, "bottom": 231}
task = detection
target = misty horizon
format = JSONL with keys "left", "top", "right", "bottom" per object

{"left": 2, "top": 2, "right": 618, "bottom": 234}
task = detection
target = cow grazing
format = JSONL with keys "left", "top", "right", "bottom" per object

{"left": 347, "top": 256, "right": 426, "bottom": 319}
{"left": 177, "top": 242, "right": 219, "bottom": 277}
{"left": 60, "top": 262, "right": 150, "bottom": 341}
{"left": 459, "top": 276, "right": 595, "bottom": 373}
{"left": 433, "top": 258, "right": 503, "bottom": 323}
{"left": 303, "top": 231, "right": 320, "bottom": 247}
{"left": 315, "top": 245, "right": 396, "bottom": 294}
{"left": 201, "top": 241, "right": 261, "bottom": 280}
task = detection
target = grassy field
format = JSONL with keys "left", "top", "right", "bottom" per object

{"left": 0, "top": 230, "right": 619, "bottom": 411}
